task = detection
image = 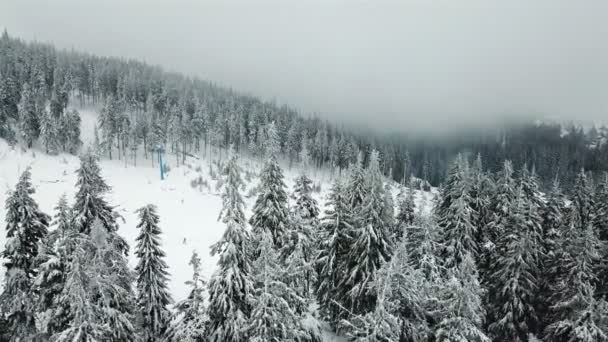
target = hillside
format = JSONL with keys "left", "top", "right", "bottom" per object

{"left": 0, "top": 105, "right": 432, "bottom": 341}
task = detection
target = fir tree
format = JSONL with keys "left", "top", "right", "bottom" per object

{"left": 436, "top": 155, "right": 478, "bottom": 269}
{"left": 72, "top": 148, "right": 128, "bottom": 253}
{"left": 571, "top": 169, "right": 595, "bottom": 230}
{"left": 18, "top": 82, "right": 41, "bottom": 147}
{"left": 249, "top": 124, "right": 290, "bottom": 248}
{"left": 343, "top": 150, "right": 392, "bottom": 315}
{"left": 52, "top": 220, "right": 137, "bottom": 341}
{"left": 596, "top": 173, "right": 608, "bottom": 298}
{"left": 33, "top": 194, "right": 76, "bottom": 337}
{"left": 435, "top": 254, "right": 489, "bottom": 342}
{"left": 166, "top": 251, "right": 208, "bottom": 342}
{"left": 395, "top": 182, "right": 416, "bottom": 242}
{"left": 545, "top": 214, "right": 606, "bottom": 342}
{"left": 0, "top": 167, "right": 50, "bottom": 340}
{"left": 247, "top": 231, "right": 305, "bottom": 342}
{"left": 316, "top": 179, "right": 355, "bottom": 323}
{"left": 134, "top": 204, "right": 173, "bottom": 342}
{"left": 207, "top": 150, "right": 253, "bottom": 342}
{"left": 488, "top": 189, "right": 541, "bottom": 341}
{"left": 346, "top": 152, "right": 366, "bottom": 210}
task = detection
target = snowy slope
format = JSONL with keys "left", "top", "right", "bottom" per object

{"left": 0, "top": 106, "right": 433, "bottom": 341}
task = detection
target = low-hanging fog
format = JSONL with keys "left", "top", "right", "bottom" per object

{"left": 2, "top": 0, "right": 608, "bottom": 134}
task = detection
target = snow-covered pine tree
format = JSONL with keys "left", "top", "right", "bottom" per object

{"left": 595, "top": 173, "right": 608, "bottom": 298}
{"left": 479, "top": 160, "right": 516, "bottom": 295}
{"left": 544, "top": 212, "right": 606, "bottom": 342}
{"left": 52, "top": 220, "right": 137, "bottom": 341}
{"left": 33, "top": 194, "right": 76, "bottom": 337}
{"left": 166, "top": 251, "right": 208, "bottom": 342}
{"left": 435, "top": 253, "right": 489, "bottom": 342}
{"left": 207, "top": 150, "right": 253, "bottom": 342}
{"left": 344, "top": 150, "right": 392, "bottom": 315}
{"left": 18, "top": 82, "right": 41, "bottom": 147}
{"left": 250, "top": 122, "right": 290, "bottom": 248}
{"left": 0, "top": 167, "right": 50, "bottom": 340}
{"left": 468, "top": 154, "right": 493, "bottom": 247}
{"left": 316, "top": 179, "right": 355, "bottom": 323}
{"left": 395, "top": 182, "right": 416, "bottom": 242}
{"left": 488, "top": 188, "right": 541, "bottom": 341}
{"left": 40, "top": 108, "right": 58, "bottom": 154}
{"left": 536, "top": 176, "right": 567, "bottom": 330}
{"left": 72, "top": 148, "right": 128, "bottom": 254}
{"left": 287, "top": 172, "right": 320, "bottom": 294}
{"left": 343, "top": 239, "right": 430, "bottom": 341}
{"left": 134, "top": 204, "right": 173, "bottom": 342}
{"left": 346, "top": 152, "right": 366, "bottom": 210}
{"left": 382, "top": 183, "right": 396, "bottom": 243}
{"left": 247, "top": 231, "right": 306, "bottom": 342}
{"left": 571, "top": 168, "right": 596, "bottom": 230}
{"left": 436, "top": 154, "right": 478, "bottom": 269}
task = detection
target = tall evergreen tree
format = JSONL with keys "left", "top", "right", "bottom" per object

{"left": 545, "top": 212, "right": 606, "bottom": 342}
{"left": 250, "top": 123, "right": 290, "bottom": 248}
{"left": 72, "top": 148, "right": 128, "bottom": 253}
{"left": 53, "top": 220, "right": 137, "bottom": 341}
{"left": 343, "top": 150, "right": 391, "bottom": 315}
{"left": 134, "top": 204, "right": 173, "bottom": 342}
{"left": 436, "top": 155, "right": 477, "bottom": 269}
{"left": 0, "top": 167, "right": 50, "bottom": 340}
{"left": 435, "top": 254, "right": 489, "bottom": 342}
{"left": 346, "top": 152, "right": 366, "bottom": 210}
{"left": 18, "top": 82, "right": 41, "bottom": 147}
{"left": 247, "top": 231, "right": 305, "bottom": 342}
{"left": 488, "top": 189, "right": 541, "bottom": 341}
{"left": 167, "top": 251, "right": 208, "bottom": 342}
{"left": 316, "top": 179, "right": 355, "bottom": 323}
{"left": 571, "top": 169, "right": 595, "bottom": 230}
{"left": 207, "top": 150, "right": 253, "bottom": 342}
{"left": 395, "top": 182, "right": 416, "bottom": 242}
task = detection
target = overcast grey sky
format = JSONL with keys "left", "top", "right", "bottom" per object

{"left": 2, "top": 0, "right": 608, "bottom": 133}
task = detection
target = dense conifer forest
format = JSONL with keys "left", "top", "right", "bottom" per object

{"left": 2, "top": 31, "right": 608, "bottom": 341}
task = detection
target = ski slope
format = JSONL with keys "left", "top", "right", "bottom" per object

{"left": 0, "top": 106, "right": 433, "bottom": 341}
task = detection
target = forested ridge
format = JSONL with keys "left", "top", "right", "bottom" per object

{"left": 1, "top": 30, "right": 608, "bottom": 190}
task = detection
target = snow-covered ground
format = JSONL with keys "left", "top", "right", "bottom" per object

{"left": 0, "top": 106, "right": 433, "bottom": 341}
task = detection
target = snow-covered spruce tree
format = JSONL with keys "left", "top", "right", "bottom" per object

{"left": 468, "top": 154, "right": 493, "bottom": 237}
{"left": 52, "top": 220, "right": 137, "bottom": 341}
{"left": 287, "top": 172, "right": 320, "bottom": 293}
{"left": 544, "top": 213, "right": 607, "bottom": 342}
{"left": 395, "top": 182, "right": 416, "bottom": 242}
{"left": 480, "top": 160, "right": 516, "bottom": 302}
{"left": 435, "top": 253, "right": 489, "bottom": 342}
{"left": 436, "top": 154, "right": 478, "bottom": 269}
{"left": 248, "top": 231, "right": 306, "bottom": 342}
{"left": 596, "top": 172, "right": 608, "bottom": 298}
{"left": 536, "top": 176, "right": 567, "bottom": 331}
{"left": 488, "top": 188, "right": 542, "bottom": 342}
{"left": 0, "top": 167, "right": 50, "bottom": 340}
{"left": 382, "top": 183, "right": 396, "bottom": 243}
{"left": 250, "top": 122, "right": 290, "bottom": 248}
{"left": 72, "top": 148, "right": 128, "bottom": 254}
{"left": 346, "top": 151, "right": 367, "bottom": 210}
{"left": 166, "top": 251, "right": 208, "bottom": 342}
{"left": 571, "top": 168, "right": 596, "bottom": 230}
{"left": 207, "top": 150, "right": 253, "bottom": 342}
{"left": 343, "top": 239, "right": 430, "bottom": 342}
{"left": 134, "top": 204, "right": 173, "bottom": 342}
{"left": 40, "top": 108, "right": 58, "bottom": 154}
{"left": 18, "top": 82, "right": 41, "bottom": 147}
{"left": 33, "top": 194, "right": 77, "bottom": 337}
{"left": 343, "top": 150, "right": 392, "bottom": 316}
{"left": 316, "top": 179, "right": 355, "bottom": 324}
